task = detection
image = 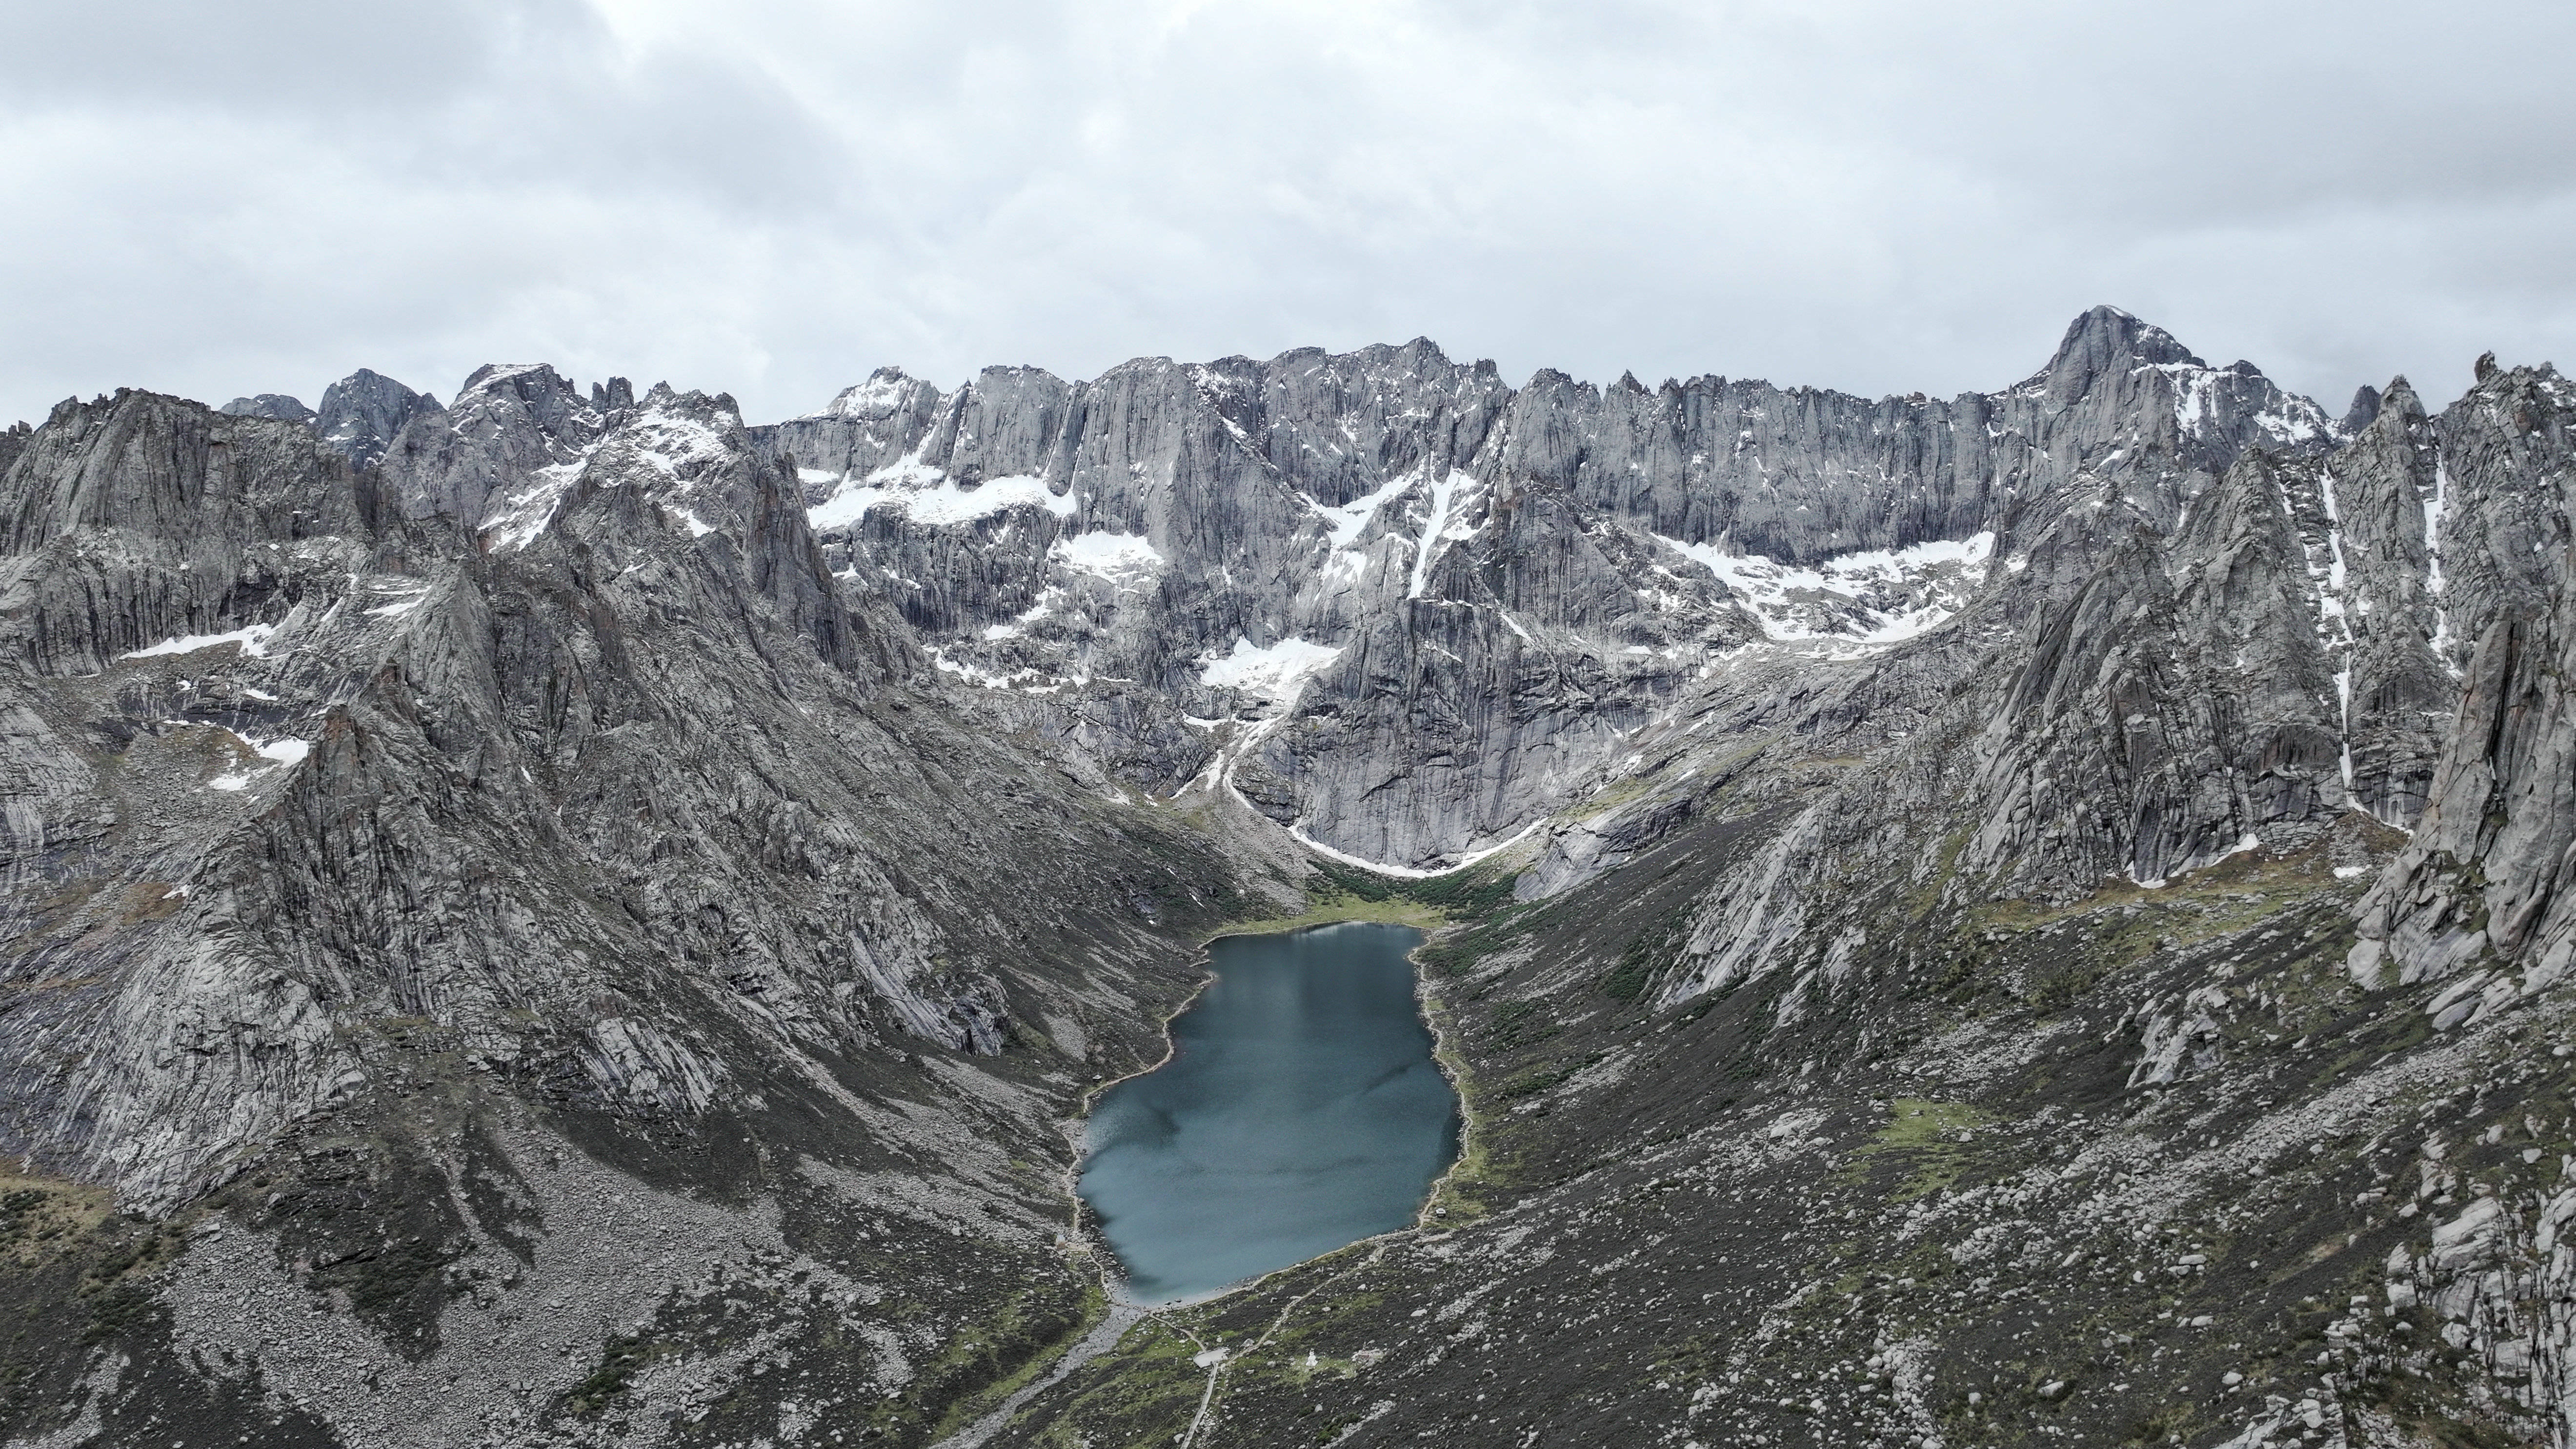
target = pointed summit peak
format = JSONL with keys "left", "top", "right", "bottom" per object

{"left": 2053, "top": 304, "right": 2202, "bottom": 369}
{"left": 2032, "top": 305, "right": 2204, "bottom": 406}
{"left": 2337, "top": 376, "right": 2428, "bottom": 445}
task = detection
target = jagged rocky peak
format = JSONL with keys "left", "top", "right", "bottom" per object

{"left": 2017, "top": 302, "right": 2337, "bottom": 469}
{"left": 0, "top": 387, "right": 378, "bottom": 556}
{"left": 2350, "top": 356, "right": 2576, "bottom": 989}
{"left": 467, "top": 378, "right": 902, "bottom": 689}
{"left": 584, "top": 381, "right": 759, "bottom": 512}
{"left": 755, "top": 308, "right": 2372, "bottom": 870}
{"left": 213, "top": 371, "right": 441, "bottom": 471}
{"left": 378, "top": 361, "right": 622, "bottom": 526}
{"left": 450, "top": 361, "right": 603, "bottom": 433}
{"left": 472, "top": 380, "right": 748, "bottom": 552}
{"left": 312, "top": 367, "right": 441, "bottom": 470}
{"left": 750, "top": 367, "right": 950, "bottom": 501}
{"left": 217, "top": 392, "right": 315, "bottom": 424}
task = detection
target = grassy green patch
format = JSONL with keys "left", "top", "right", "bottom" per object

{"left": 559, "top": 1332, "right": 656, "bottom": 1415}
{"left": 1207, "top": 889, "right": 1447, "bottom": 941}
{"left": 1310, "top": 858, "right": 1520, "bottom": 916}
{"left": 0, "top": 1170, "right": 112, "bottom": 1270}
{"left": 1034, "top": 1316, "right": 1216, "bottom": 1448}
{"left": 1484, "top": 1000, "right": 1558, "bottom": 1051}
{"left": 1602, "top": 903, "right": 1693, "bottom": 1002}
{"left": 1846, "top": 1099, "right": 1997, "bottom": 1201}
{"left": 927, "top": 1282, "right": 1111, "bottom": 1439}
{"left": 1211, "top": 855, "right": 1531, "bottom": 964}
{"left": 916, "top": 1284, "right": 1090, "bottom": 1439}
{"left": 1492, "top": 1052, "right": 1608, "bottom": 1103}
{"left": 1418, "top": 985, "right": 1510, "bottom": 1222}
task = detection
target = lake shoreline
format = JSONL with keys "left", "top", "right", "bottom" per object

{"left": 1077, "top": 921, "right": 1456, "bottom": 1302}
{"left": 951, "top": 915, "right": 1480, "bottom": 1445}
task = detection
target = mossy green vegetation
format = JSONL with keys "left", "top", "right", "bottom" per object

{"left": 928, "top": 1282, "right": 1112, "bottom": 1439}
{"left": 1418, "top": 986, "right": 1508, "bottom": 1224}
{"left": 558, "top": 1332, "right": 658, "bottom": 1416}
{"left": 1009, "top": 1314, "right": 1212, "bottom": 1449}
{"left": 1848, "top": 1098, "right": 1999, "bottom": 1202}
{"left": 1205, "top": 856, "right": 1535, "bottom": 941}
{"left": 1205, "top": 891, "right": 1446, "bottom": 941}
{"left": 0, "top": 1170, "right": 112, "bottom": 1270}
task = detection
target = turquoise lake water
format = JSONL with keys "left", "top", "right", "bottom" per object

{"left": 1076, "top": 922, "right": 1461, "bottom": 1302}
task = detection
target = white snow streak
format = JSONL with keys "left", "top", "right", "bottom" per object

{"left": 208, "top": 734, "right": 312, "bottom": 792}
{"left": 125, "top": 624, "right": 280, "bottom": 660}
{"left": 482, "top": 458, "right": 588, "bottom": 553}
{"left": 808, "top": 460, "right": 1076, "bottom": 530}
{"left": 1288, "top": 818, "right": 1546, "bottom": 880}
{"left": 2300, "top": 468, "right": 2362, "bottom": 801}
{"left": 1406, "top": 470, "right": 1478, "bottom": 600}
{"left": 2425, "top": 458, "right": 2459, "bottom": 677}
{"left": 811, "top": 373, "right": 918, "bottom": 419}
{"left": 1310, "top": 473, "right": 1418, "bottom": 551}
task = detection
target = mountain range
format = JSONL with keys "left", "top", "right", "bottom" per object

{"left": 1, "top": 306, "right": 2569, "bottom": 1449}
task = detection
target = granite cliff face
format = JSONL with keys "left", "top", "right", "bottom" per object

{"left": 751, "top": 307, "right": 2334, "bottom": 872}
{"left": 3, "top": 311, "right": 2571, "bottom": 1449}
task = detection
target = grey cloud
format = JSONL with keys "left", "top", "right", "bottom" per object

{"left": 0, "top": 0, "right": 603, "bottom": 113}
{"left": 0, "top": 0, "right": 2566, "bottom": 429}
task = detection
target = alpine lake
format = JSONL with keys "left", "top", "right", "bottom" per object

{"left": 1075, "top": 922, "right": 1462, "bottom": 1303}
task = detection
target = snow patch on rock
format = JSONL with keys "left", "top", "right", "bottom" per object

{"left": 809, "top": 459, "right": 1076, "bottom": 530}
{"left": 1200, "top": 637, "right": 1341, "bottom": 697}
{"left": 1052, "top": 531, "right": 1163, "bottom": 579}
{"left": 1659, "top": 531, "right": 1996, "bottom": 644}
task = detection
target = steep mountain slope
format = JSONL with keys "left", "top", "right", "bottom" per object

{"left": 2, "top": 310, "right": 2569, "bottom": 1449}
{"left": 977, "top": 342, "right": 2576, "bottom": 1449}
{"left": 0, "top": 383, "right": 1282, "bottom": 1448}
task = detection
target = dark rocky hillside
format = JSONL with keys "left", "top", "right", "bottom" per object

{"left": 2, "top": 311, "right": 2567, "bottom": 1449}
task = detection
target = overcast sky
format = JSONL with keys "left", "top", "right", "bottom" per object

{"left": 3, "top": 0, "right": 2569, "bottom": 427}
